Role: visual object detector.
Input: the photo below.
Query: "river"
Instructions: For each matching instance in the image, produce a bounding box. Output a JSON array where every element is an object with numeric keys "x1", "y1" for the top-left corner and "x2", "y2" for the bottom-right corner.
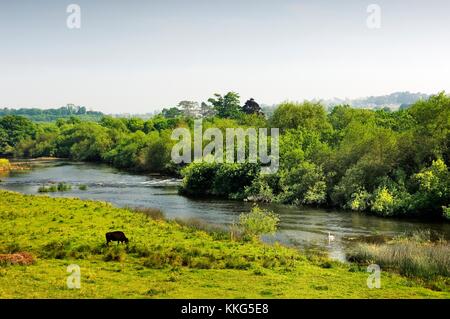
[{"x1": 1, "y1": 159, "x2": 449, "y2": 261}]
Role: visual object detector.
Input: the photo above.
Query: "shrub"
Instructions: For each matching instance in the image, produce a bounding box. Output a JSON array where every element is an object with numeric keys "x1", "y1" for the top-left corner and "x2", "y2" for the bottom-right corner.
[
  {"x1": 143, "y1": 251, "x2": 182, "y2": 269},
  {"x1": 348, "y1": 189, "x2": 371, "y2": 211},
  {"x1": 0, "y1": 252, "x2": 35, "y2": 266},
  {"x1": 38, "y1": 183, "x2": 71, "y2": 193},
  {"x1": 103, "y1": 245, "x2": 126, "y2": 262},
  {"x1": 0, "y1": 158, "x2": 11, "y2": 171},
  {"x1": 212, "y1": 162, "x2": 260, "y2": 199},
  {"x1": 180, "y1": 161, "x2": 220, "y2": 196},
  {"x1": 57, "y1": 182, "x2": 71, "y2": 191},
  {"x1": 370, "y1": 186, "x2": 395, "y2": 216},
  {"x1": 278, "y1": 162, "x2": 327, "y2": 205},
  {"x1": 41, "y1": 240, "x2": 71, "y2": 259},
  {"x1": 239, "y1": 205, "x2": 280, "y2": 239},
  {"x1": 78, "y1": 184, "x2": 88, "y2": 191},
  {"x1": 443, "y1": 206, "x2": 450, "y2": 220},
  {"x1": 244, "y1": 174, "x2": 274, "y2": 203}
]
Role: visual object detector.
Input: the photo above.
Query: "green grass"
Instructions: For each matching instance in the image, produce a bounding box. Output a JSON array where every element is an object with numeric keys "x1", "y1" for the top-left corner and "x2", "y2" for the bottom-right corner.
[{"x1": 0, "y1": 190, "x2": 448, "y2": 298}]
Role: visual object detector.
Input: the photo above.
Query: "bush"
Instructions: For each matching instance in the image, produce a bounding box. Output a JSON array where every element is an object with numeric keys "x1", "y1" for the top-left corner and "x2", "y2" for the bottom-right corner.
[
  {"x1": 0, "y1": 158, "x2": 11, "y2": 171},
  {"x1": 143, "y1": 251, "x2": 182, "y2": 269},
  {"x1": 103, "y1": 245, "x2": 127, "y2": 262},
  {"x1": 244, "y1": 174, "x2": 275, "y2": 203},
  {"x1": 278, "y1": 162, "x2": 327, "y2": 205},
  {"x1": 180, "y1": 161, "x2": 220, "y2": 196},
  {"x1": 348, "y1": 189, "x2": 370, "y2": 211},
  {"x1": 78, "y1": 184, "x2": 88, "y2": 191},
  {"x1": 212, "y1": 162, "x2": 260, "y2": 199},
  {"x1": 38, "y1": 183, "x2": 71, "y2": 193},
  {"x1": 370, "y1": 186, "x2": 395, "y2": 216},
  {"x1": 239, "y1": 205, "x2": 280, "y2": 239},
  {"x1": 57, "y1": 182, "x2": 71, "y2": 191},
  {"x1": 41, "y1": 240, "x2": 71, "y2": 259},
  {"x1": 443, "y1": 206, "x2": 450, "y2": 220},
  {"x1": 0, "y1": 252, "x2": 35, "y2": 266}
]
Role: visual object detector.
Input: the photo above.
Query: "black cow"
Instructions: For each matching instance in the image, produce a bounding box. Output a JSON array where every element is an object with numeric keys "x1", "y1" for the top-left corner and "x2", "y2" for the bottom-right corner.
[{"x1": 106, "y1": 231, "x2": 129, "y2": 245}]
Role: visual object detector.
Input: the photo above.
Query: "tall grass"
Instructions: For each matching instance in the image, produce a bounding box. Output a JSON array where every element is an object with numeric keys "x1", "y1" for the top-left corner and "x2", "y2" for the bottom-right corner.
[
  {"x1": 347, "y1": 230, "x2": 450, "y2": 279},
  {"x1": 130, "y1": 207, "x2": 165, "y2": 220},
  {"x1": 173, "y1": 217, "x2": 231, "y2": 240}
]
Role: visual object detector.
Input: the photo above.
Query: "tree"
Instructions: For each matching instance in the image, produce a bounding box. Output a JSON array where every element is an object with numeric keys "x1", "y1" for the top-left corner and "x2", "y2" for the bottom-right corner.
[
  {"x1": 270, "y1": 101, "x2": 332, "y2": 133},
  {"x1": 207, "y1": 92, "x2": 242, "y2": 119},
  {"x1": 242, "y1": 98, "x2": 263, "y2": 115},
  {"x1": 0, "y1": 115, "x2": 36, "y2": 155},
  {"x1": 161, "y1": 107, "x2": 182, "y2": 119},
  {"x1": 178, "y1": 101, "x2": 199, "y2": 118},
  {"x1": 200, "y1": 102, "x2": 215, "y2": 117}
]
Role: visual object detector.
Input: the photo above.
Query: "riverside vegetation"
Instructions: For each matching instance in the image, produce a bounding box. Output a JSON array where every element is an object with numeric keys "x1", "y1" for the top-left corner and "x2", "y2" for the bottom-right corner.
[
  {"x1": 0, "y1": 190, "x2": 448, "y2": 298},
  {"x1": 0, "y1": 92, "x2": 449, "y2": 219}
]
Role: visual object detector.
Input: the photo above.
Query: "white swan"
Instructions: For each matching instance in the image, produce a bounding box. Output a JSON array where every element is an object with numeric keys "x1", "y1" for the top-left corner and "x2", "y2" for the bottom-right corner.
[{"x1": 328, "y1": 232, "x2": 335, "y2": 242}]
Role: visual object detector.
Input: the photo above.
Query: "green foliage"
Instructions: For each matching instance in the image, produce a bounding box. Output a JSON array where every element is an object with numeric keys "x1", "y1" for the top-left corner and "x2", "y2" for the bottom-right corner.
[
  {"x1": 443, "y1": 206, "x2": 450, "y2": 220},
  {"x1": 370, "y1": 186, "x2": 395, "y2": 216},
  {"x1": 0, "y1": 105, "x2": 103, "y2": 122},
  {"x1": 0, "y1": 158, "x2": 11, "y2": 171},
  {"x1": 270, "y1": 101, "x2": 332, "y2": 133},
  {"x1": 207, "y1": 92, "x2": 242, "y2": 119},
  {"x1": 0, "y1": 115, "x2": 36, "y2": 155},
  {"x1": 239, "y1": 205, "x2": 280, "y2": 239},
  {"x1": 180, "y1": 162, "x2": 260, "y2": 199},
  {"x1": 2, "y1": 91, "x2": 449, "y2": 219},
  {"x1": 212, "y1": 162, "x2": 260, "y2": 198},
  {"x1": 410, "y1": 159, "x2": 450, "y2": 217},
  {"x1": 180, "y1": 161, "x2": 220, "y2": 196},
  {"x1": 38, "y1": 183, "x2": 72, "y2": 193},
  {"x1": 278, "y1": 162, "x2": 327, "y2": 205}
]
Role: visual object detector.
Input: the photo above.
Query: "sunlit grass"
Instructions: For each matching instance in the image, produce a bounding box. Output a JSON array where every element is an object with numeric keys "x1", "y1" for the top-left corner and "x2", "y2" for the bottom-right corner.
[{"x1": 0, "y1": 190, "x2": 448, "y2": 298}]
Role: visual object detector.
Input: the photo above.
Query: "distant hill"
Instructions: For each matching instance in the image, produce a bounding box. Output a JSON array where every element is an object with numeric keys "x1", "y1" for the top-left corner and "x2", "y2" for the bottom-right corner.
[
  {"x1": 0, "y1": 104, "x2": 104, "y2": 122},
  {"x1": 320, "y1": 91, "x2": 430, "y2": 110}
]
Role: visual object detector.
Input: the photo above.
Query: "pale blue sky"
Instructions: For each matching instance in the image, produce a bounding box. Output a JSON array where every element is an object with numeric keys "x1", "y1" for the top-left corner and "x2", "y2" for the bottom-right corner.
[{"x1": 1, "y1": 0, "x2": 449, "y2": 113}]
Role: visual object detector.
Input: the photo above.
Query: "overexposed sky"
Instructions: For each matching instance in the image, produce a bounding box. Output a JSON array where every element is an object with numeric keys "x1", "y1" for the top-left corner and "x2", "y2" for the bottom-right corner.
[{"x1": 1, "y1": 0, "x2": 449, "y2": 113}]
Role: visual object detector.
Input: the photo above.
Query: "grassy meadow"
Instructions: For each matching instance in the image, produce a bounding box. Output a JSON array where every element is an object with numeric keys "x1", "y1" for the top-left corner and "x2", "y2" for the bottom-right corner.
[{"x1": 0, "y1": 190, "x2": 448, "y2": 298}]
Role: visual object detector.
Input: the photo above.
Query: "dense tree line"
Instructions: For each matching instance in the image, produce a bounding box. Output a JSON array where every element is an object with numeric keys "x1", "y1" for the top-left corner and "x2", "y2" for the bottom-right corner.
[
  {"x1": 1, "y1": 92, "x2": 449, "y2": 219},
  {"x1": 0, "y1": 105, "x2": 104, "y2": 122}
]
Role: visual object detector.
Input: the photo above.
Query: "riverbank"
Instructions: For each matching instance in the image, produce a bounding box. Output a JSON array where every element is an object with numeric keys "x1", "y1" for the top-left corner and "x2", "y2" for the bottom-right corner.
[
  {"x1": 0, "y1": 158, "x2": 30, "y2": 173},
  {"x1": 0, "y1": 190, "x2": 448, "y2": 298}
]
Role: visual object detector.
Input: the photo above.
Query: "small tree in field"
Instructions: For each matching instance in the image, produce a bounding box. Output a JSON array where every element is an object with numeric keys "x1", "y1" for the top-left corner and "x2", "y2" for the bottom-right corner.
[{"x1": 239, "y1": 205, "x2": 280, "y2": 240}]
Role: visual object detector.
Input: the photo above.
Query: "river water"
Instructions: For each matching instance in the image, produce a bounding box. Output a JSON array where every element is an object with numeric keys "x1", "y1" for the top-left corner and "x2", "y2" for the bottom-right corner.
[{"x1": 1, "y1": 159, "x2": 449, "y2": 261}]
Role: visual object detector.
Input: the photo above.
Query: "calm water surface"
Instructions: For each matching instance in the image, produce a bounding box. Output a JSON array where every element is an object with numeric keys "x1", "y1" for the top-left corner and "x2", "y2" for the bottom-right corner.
[{"x1": 1, "y1": 160, "x2": 449, "y2": 261}]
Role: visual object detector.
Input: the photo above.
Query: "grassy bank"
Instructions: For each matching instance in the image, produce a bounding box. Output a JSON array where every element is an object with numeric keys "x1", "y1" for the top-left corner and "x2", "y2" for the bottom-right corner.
[
  {"x1": 348, "y1": 231, "x2": 450, "y2": 284},
  {"x1": 0, "y1": 190, "x2": 448, "y2": 298}
]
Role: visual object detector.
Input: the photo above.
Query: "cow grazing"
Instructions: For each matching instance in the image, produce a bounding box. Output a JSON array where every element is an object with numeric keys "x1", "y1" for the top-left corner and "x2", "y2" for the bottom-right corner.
[{"x1": 106, "y1": 231, "x2": 129, "y2": 245}]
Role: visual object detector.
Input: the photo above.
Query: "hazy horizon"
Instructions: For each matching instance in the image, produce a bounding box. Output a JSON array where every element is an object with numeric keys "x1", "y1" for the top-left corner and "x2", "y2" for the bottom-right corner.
[{"x1": 1, "y1": 0, "x2": 449, "y2": 113}]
